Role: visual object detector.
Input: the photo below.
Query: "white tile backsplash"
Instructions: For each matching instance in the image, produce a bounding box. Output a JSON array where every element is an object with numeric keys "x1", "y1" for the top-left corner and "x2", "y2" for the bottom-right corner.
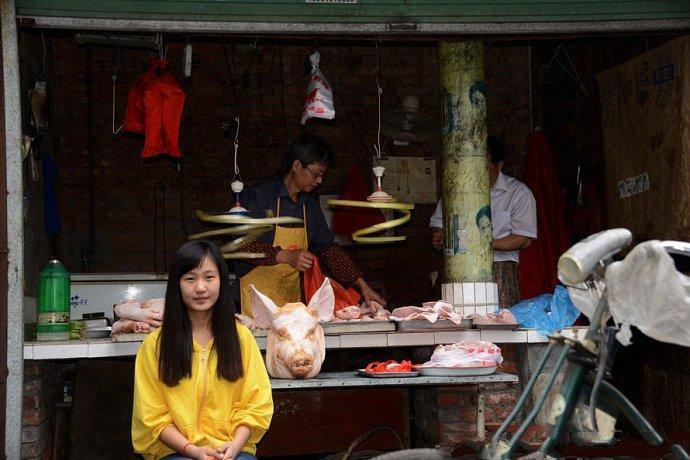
[
  {"x1": 453, "y1": 284, "x2": 463, "y2": 305},
  {"x1": 462, "y1": 283, "x2": 475, "y2": 304},
  {"x1": 475, "y1": 283, "x2": 487, "y2": 304}
]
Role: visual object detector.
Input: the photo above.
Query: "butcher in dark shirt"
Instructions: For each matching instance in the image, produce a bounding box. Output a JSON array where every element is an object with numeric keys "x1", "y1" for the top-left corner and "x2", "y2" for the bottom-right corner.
[{"x1": 235, "y1": 133, "x2": 386, "y2": 315}]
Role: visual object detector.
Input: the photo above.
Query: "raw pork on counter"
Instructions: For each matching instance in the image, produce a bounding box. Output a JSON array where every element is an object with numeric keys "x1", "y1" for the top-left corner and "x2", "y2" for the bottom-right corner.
[
  {"x1": 331, "y1": 300, "x2": 390, "y2": 322},
  {"x1": 390, "y1": 301, "x2": 463, "y2": 325},
  {"x1": 419, "y1": 340, "x2": 503, "y2": 368},
  {"x1": 112, "y1": 298, "x2": 164, "y2": 334},
  {"x1": 469, "y1": 309, "x2": 518, "y2": 326}
]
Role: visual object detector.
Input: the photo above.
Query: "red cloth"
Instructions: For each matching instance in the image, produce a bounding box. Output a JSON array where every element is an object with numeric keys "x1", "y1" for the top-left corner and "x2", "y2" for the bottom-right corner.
[
  {"x1": 331, "y1": 165, "x2": 385, "y2": 237},
  {"x1": 123, "y1": 59, "x2": 185, "y2": 158},
  {"x1": 518, "y1": 131, "x2": 571, "y2": 299}
]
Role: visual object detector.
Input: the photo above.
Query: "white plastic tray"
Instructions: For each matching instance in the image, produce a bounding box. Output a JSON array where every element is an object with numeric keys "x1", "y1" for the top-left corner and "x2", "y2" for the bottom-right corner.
[{"x1": 413, "y1": 365, "x2": 497, "y2": 377}]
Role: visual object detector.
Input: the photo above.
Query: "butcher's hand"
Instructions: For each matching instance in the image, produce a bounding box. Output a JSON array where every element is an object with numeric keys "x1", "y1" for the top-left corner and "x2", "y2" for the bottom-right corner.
[
  {"x1": 355, "y1": 278, "x2": 387, "y2": 309},
  {"x1": 276, "y1": 249, "x2": 314, "y2": 272},
  {"x1": 431, "y1": 227, "x2": 443, "y2": 251},
  {"x1": 186, "y1": 445, "x2": 223, "y2": 460},
  {"x1": 216, "y1": 439, "x2": 244, "y2": 460}
]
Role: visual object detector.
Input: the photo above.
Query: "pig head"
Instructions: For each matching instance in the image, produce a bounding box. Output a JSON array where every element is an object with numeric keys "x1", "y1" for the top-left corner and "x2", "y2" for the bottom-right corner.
[{"x1": 249, "y1": 278, "x2": 334, "y2": 379}]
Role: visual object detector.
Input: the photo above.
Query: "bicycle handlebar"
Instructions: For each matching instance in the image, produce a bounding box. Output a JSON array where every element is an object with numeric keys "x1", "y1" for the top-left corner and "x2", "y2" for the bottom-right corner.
[{"x1": 558, "y1": 228, "x2": 632, "y2": 284}]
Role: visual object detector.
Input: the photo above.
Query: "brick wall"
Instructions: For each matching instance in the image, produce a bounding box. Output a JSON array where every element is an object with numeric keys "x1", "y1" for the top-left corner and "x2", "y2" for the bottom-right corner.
[
  {"x1": 412, "y1": 343, "x2": 523, "y2": 449},
  {"x1": 44, "y1": 35, "x2": 529, "y2": 307},
  {"x1": 22, "y1": 362, "x2": 58, "y2": 459},
  {"x1": 22, "y1": 361, "x2": 74, "y2": 459},
  {"x1": 413, "y1": 382, "x2": 520, "y2": 446}
]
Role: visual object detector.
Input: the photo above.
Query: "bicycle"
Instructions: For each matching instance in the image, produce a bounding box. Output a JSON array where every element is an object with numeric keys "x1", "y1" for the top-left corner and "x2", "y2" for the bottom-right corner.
[{"x1": 483, "y1": 228, "x2": 690, "y2": 459}]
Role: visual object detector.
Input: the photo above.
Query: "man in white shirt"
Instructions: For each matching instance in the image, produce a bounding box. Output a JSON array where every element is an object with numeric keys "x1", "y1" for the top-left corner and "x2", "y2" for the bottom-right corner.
[{"x1": 430, "y1": 136, "x2": 537, "y2": 307}]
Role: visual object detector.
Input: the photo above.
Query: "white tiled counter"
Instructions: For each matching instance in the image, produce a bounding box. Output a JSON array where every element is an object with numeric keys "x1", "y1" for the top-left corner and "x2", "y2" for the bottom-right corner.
[{"x1": 23, "y1": 327, "x2": 587, "y2": 360}]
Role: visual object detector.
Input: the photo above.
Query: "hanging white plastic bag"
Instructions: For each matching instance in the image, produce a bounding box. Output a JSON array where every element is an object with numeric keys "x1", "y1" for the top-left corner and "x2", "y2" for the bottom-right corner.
[
  {"x1": 559, "y1": 274, "x2": 605, "y2": 320},
  {"x1": 301, "y1": 51, "x2": 335, "y2": 125},
  {"x1": 606, "y1": 240, "x2": 690, "y2": 347}
]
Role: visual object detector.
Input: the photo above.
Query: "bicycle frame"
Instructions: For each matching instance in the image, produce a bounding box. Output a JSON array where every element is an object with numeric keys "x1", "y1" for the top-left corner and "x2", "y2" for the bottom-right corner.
[{"x1": 485, "y1": 291, "x2": 686, "y2": 460}]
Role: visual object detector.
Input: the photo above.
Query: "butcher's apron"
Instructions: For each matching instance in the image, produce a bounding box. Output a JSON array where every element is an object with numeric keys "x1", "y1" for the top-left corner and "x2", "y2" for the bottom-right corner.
[{"x1": 240, "y1": 199, "x2": 308, "y2": 317}]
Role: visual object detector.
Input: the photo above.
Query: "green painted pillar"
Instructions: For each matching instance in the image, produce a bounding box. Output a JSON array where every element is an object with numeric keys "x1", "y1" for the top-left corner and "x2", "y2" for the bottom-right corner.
[{"x1": 439, "y1": 41, "x2": 493, "y2": 284}]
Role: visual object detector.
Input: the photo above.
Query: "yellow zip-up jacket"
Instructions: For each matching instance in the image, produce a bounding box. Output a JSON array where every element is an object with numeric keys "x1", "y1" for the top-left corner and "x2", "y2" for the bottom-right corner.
[{"x1": 132, "y1": 324, "x2": 273, "y2": 459}]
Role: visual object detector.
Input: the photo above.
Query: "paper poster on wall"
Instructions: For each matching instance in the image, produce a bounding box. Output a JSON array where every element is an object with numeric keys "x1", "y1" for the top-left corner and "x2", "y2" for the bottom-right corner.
[
  {"x1": 618, "y1": 172, "x2": 650, "y2": 199},
  {"x1": 379, "y1": 156, "x2": 437, "y2": 204}
]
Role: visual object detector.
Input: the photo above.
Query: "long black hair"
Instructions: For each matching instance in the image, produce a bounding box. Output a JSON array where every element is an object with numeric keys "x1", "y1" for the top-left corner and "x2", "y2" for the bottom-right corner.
[
  {"x1": 281, "y1": 133, "x2": 332, "y2": 175},
  {"x1": 158, "y1": 240, "x2": 244, "y2": 386}
]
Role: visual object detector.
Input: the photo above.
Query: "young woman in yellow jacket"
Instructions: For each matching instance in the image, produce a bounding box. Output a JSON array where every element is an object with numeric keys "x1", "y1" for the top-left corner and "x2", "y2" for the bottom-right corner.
[{"x1": 132, "y1": 240, "x2": 273, "y2": 460}]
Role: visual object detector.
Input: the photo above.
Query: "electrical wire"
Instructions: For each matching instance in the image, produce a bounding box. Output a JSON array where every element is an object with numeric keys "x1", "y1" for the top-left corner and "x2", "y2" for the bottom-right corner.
[
  {"x1": 153, "y1": 182, "x2": 167, "y2": 272},
  {"x1": 221, "y1": 37, "x2": 240, "y2": 107},
  {"x1": 528, "y1": 44, "x2": 533, "y2": 132},
  {"x1": 374, "y1": 37, "x2": 383, "y2": 165},
  {"x1": 111, "y1": 37, "x2": 123, "y2": 135},
  {"x1": 178, "y1": 161, "x2": 190, "y2": 239},
  {"x1": 232, "y1": 116, "x2": 241, "y2": 181},
  {"x1": 34, "y1": 30, "x2": 47, "y2": 83},
  {"x1": 317, "y1": 55, "x2": 371, "y2": 156},
  {"x1": 278, "y1": 45, "x2": 289, "y2": 146}
]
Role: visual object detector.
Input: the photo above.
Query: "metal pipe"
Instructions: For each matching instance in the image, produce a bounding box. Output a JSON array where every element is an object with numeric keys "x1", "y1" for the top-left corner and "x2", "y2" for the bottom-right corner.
[
  {"x1": 438, "y1": 41, "x2": 492, "y2": 284},
  {"x1": 82, "y1": 46, "x2": 96, "y2": 272},
  {"x1": 538, "y1": 295, "x2": 607, "y2": 457},
  {"x1": 17, "y1": 16, "x2": 690, "y2": 35},
  {"x1": 504, "y1": 344, "x2": 571, "y2": 459},
  {"x1": 2, "y1": 0, "x2": 25, "y2": 456}
]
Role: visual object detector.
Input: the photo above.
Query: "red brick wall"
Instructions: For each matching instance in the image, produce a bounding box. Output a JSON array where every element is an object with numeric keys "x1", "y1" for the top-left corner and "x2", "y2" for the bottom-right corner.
[
  {"x1": 413, "y1": 382, "x2": 520, "y2": 447},
  {"x1": 411, "y1": 344, "x2": 552, "y2": 451},
  {"x1": 46, "y1": 36, "x2": 530, "y2": 306},
  {"x1": 21, "y1": 362, "x2": 59, "y2": 459}
]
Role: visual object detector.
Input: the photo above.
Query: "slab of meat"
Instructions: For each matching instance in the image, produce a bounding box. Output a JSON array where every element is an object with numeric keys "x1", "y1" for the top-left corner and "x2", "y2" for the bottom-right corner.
[
  {"x1": 470, "y1": 309, "x2": 518, "y2": 326},
  {"x1": 112, "y1": 319, "x2": 151, "y2": 334},
  {"x1": 142, "y1": 298, "x2": 164, "y2": 311},
  {"x1": 373, "y1": 309, "x2": 391, "y2": 320},
  {"x1": 419, "y1": 340, "x2": 503, "y2": 368},
  {"x1": 114, "y1": 298, "x2": 164, "y2": 327},
  {"x1": 335, "y1": 305, "x2": 361, "y2": 320},
  {"x1": 390, "y1": 301, "x2": 463, "y2": 324}
]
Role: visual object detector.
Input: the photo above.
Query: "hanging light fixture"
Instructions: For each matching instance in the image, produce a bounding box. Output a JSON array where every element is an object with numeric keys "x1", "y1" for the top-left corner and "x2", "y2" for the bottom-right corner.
[{"x1": 228, "y1": 116, "x2": 249, "y2": 215}]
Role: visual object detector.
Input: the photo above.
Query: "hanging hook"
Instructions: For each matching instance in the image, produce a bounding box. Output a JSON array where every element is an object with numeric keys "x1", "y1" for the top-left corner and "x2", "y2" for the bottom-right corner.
[{"x1": 155, "y1": 33, "x2": 164, "y2": 60}]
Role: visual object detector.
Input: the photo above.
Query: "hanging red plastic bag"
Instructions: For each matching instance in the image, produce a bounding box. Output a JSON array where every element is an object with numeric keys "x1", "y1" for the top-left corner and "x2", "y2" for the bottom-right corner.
[
  {"x1": 123, "y1": 58, "x2": 185, "y2": 158},
  {"x1": 301, "y1": 51, "x2": 335, "y2": 125},
  {"x1": 304, "y1": 257, "x2": 360, "y2": 314},
  {"x1": 123, "y1": 59, "x2": 158, "y2": 135},
  {"x1": 142, "y1": 69, "x2": 185, "y2": 158}
]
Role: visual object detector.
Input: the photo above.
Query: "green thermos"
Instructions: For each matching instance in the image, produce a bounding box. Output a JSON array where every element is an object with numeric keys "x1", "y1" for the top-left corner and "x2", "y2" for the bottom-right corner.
[{"x1": 37, "y1": 259, "x2": 70, "y2": 341}]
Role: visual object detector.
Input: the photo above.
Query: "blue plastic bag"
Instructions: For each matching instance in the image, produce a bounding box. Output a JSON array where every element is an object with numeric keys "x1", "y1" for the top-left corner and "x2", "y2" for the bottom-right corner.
[{"x1": 508, "y1": 285, "x2": 580, "y2": 334}]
